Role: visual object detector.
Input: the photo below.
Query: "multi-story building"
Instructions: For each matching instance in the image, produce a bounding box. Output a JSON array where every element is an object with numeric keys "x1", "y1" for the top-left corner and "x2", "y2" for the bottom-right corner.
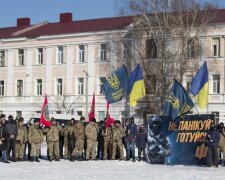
[
  {"x1": 1, "y1": 11, "x2": 225, "y2": 124},
  {"x1": 0, "y1": 13, "x2": 134, "y2": 123}
]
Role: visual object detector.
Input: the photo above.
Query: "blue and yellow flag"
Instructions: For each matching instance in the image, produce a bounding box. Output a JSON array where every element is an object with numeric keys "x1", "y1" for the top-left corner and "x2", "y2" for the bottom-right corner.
[
  {"x1": 164, "y1": 80, "x2": 194, "y2": 122},
  {"x1": 190, "y1": 61, "x2": 208, "y2": 109},
  {"x1": 102, "y1": 64, "x2": 128, "y2": 103},
  {"x1": 128, "y1": 64, "x2": 146, "y2": 107}
]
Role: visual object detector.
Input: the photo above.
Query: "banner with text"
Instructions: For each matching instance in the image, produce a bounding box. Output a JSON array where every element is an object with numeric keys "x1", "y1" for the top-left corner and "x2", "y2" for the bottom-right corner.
[{"x1": 147, "y1": 114, "x2": 214, "y2": 165}]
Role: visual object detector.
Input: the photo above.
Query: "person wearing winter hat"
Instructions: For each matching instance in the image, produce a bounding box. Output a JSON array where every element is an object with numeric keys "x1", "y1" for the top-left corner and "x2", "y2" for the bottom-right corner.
[
  {"x1": 136, "y1": 124, "x2": 147, "y2": 161},
  {"x1": 85, "y1": 118, "x2": 99, "y2": 160},
  {"x1": 125, "y1": 117, "x2": 138, "y2": 162},
  {"x1": 43, "y1": 117, "x2": 63, "y2": 161},
  {"x1": 2, "y1": 115, "x2": 18, "y2": 162},
  {"x1": 28, "y1": 118, "x2": 43, "y2": 162},
  {"x1": 111, "y1": 120, "x2": 125, "y2": 160},
  {"x1": 15, "y1": 117, "x2": 27, "y2": 161}
]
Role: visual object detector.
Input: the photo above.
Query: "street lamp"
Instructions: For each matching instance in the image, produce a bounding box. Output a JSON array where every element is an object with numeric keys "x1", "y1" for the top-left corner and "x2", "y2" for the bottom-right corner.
[{"x1": 83, "y1": 70, "x2": 88, "y2": 121}]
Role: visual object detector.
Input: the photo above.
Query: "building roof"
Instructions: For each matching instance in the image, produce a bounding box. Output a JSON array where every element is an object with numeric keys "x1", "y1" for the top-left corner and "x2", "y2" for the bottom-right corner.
[
  {"x1": 0, "y1": 16, "x2": 133, "y2": 39},
  {"x1": 1, "y1": 9, "x2": 225, "y2": 40}
]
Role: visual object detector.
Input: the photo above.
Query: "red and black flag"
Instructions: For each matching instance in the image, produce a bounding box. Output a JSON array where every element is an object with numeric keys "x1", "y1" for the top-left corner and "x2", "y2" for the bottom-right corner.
[
  {"x1": 40, "y1": 94, "x2": 51, "y2": 127},
  {"x1": 105, "y1": 101, "x2": 115, "y2": 127},
  {"x1": 88, "y1": 92, "x2": 95, "y2": 122}
]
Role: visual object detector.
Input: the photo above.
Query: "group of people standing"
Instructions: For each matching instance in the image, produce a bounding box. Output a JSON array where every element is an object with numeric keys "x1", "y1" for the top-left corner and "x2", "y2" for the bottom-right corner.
[{"x1": 0, "y1": 114, "x2": 147, "y2": 163}]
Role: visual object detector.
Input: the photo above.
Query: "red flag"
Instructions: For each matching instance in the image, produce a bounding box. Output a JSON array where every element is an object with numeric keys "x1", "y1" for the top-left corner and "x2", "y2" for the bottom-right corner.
[
  {"x1": 40, "y1": 94, "x2": 51, "y2": 127},
  {"x1": 88, "y1": 92, "x2": 95, "y2": 121},
  {"x1": 105, "y1": 101, "x2": 115, "y2": 127}
]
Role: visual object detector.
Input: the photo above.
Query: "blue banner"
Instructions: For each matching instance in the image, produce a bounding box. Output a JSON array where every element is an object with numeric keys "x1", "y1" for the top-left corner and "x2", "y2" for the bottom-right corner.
[
  {"x1": 102, "y1": 64, "x2": 128, "y2": 103},
  {"x1": 147, "y1": 114, "x2": 214, "y2": 165}
]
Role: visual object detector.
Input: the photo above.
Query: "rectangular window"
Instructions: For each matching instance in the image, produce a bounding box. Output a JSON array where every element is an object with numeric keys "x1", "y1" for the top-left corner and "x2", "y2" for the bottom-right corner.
[
  {"x1": 146, "y1": 39, "x2": 157, "y2": 58},
  {"x1": 212, "y1": 74, "x2": 220, "y2": 94},
  {"x1": 186, "y1": 75, "x2": 193, "y2": 91},
  {"x1": 78, "y1": 45, "x2": 85, "y2": 63},
  {"x1": 187, "y1": 39, "x2": 194, "y2": 58},
  {"x1": 57, "y1": 46, "x2": 64, "y2": 64},
  {"x1": 98, "y1": 111, "x2": 105, "y2": 121},
  {"x1": 99, "y1": 77, "x2": 106, "y2": 94},
  {"x1": 77, "y1": 78, "x2": 84, "y2": 95},
  {"x1": 0, "y1": 51, "x2": 5, "y2": 67},
  {"x1": 18, "y1": 49, "x2": 24, "y2": 66},
  {"x1": 123, "y1": 41, "x2": 132, "y2": 60},
  {"x1": 100, "y1": 44, "x2": 107, "y2": 61},
  {"x1": 211, "y1": 111, "x2": 219, "y2": 124},
  {"x1": 37, "y1": 48, "x2": 43, "y2": 64},
  {"x1": 56, "y1": 78, "x2": 63, "y2": 95},
  {"x1": 16, "y1": 111, "x2": 22, "y2": 118},
  {"x1": 212, "y1": 38, "x2": 220, "y2": 57},
  {"x1": 17, "y1": 80, "x2": 23, "y2": 96},
  {"x1": 36, "y1": 79, "x2": 42, "y2": 96},
  {"x1": 0, "y1": 80, "x2": 4, "y2": 96},
  {"x1": 145, "y1": 75, "x2": 156, "y2": 94}
]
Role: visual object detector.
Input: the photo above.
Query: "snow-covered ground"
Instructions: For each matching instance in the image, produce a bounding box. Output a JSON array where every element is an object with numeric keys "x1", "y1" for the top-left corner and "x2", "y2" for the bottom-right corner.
[
  {"x1": 0, "y1": 159, "x2": 223, "y2": 180},
  {"x1": 0, "y1": 160, "x2": 225, "y2": 180},
  {"x1": 0, "y1": 143, "x2": 223, "y2": 180}
]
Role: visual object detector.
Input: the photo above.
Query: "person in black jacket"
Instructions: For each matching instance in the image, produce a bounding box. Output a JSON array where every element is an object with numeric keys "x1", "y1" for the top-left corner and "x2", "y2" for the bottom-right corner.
[
  {"x1": 2, "y1": 115, "x2": 18, "y2": 162},
  {"x1": 206, "y1": 124, "x2": 220, "y2": 167},
  {"x1": 136, "y1": 124, "x2": 147, "y2": 161}
]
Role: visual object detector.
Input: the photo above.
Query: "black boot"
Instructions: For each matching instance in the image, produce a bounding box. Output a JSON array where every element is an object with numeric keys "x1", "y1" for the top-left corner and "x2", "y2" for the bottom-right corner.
[
  {"x1": 35, "y1": 157, "x2": 40, "y2": 162},
  {"x1": 78, "y1": 156, "x2": 83, "y2": 161},
  {"x1": 29, "y1": 156, "x2": 34, "y2": 162},
  {"x1": 70, "y1": 156, "x2": 75, "y2": 161}
]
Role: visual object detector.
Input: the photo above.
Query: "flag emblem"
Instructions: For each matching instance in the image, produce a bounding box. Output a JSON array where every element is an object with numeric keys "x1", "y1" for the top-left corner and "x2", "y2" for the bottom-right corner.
[{"x1": 108, "y1": 73, "x2": 120, "y2": 89}]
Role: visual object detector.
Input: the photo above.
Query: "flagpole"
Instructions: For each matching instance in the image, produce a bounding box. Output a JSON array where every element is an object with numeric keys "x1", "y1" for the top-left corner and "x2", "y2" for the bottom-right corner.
[
  {"x1": 194, "y1": 104, "x2": 200, "y2": 115},
  {"x1": 84, "y1": 70, "x2": 89, "y2": 121}
]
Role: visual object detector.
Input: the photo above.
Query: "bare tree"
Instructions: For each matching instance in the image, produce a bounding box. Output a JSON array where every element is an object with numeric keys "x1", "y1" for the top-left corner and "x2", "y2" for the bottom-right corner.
[
  {"x1": 114, "y1": 0, "x2": 217, "y2": 115},
  {"x1": 49, "y1": 95, "x2": 84, "y2": 114}
]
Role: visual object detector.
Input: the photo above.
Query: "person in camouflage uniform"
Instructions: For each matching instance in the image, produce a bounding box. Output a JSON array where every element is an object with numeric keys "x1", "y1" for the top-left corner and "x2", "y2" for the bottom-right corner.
[
  {"x1": 63, "y1": 121, "x2": 71, "y2": 159},
  {"x1": 15, "y1": 117, "x2": 27, "y2": 161},
  {"x1": 85, "y1": 118, "x2": 99, "y2": 160},
  {"x1": 43, "y1": 118, "x2": 62, "y2": 161},
  {"x1": 111, "y1": 120, "x2": 125, "y2": 160},
  {"x1": 68, "y1": 118, "x2": 76, "y2": 158},
  {"x1": 102, "y1": 125, "x2": 113, "y2": 160},
  {"x1": 28, "y1": 119, "x2": 43, "y2": 162},
  {"x1": 71, "y1": 121, "x2": 85, "y2": 161}
]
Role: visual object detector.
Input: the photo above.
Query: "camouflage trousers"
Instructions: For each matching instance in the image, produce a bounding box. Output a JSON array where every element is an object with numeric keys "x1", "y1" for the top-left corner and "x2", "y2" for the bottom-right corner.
[
  {"x1": 72, "y1": 139, "x2": 84, "y2": 156},
  {"x1": 64, "y1": 140, "x2": 69, "y2": 159},
  {"x1": 86, "y1": 139, "x2": 97, "y2": 160},
  {"x1": 30, "y1": 143, "x2": 41, "y2": 157},
  {"x1": 103, "y1": 140, "x2": 112, "y2": 160},
  {"x1": 112, "y1": 140, "x2": 124, "y2": 160},
  {"x1": 48, "y1": 141, "x2": 59, "y2": 159},
  {"x1": 15, "y1": 142, "x2": 25, "y2": 159},
  {"x1": 218, "y1": 146, "x2": 225, "y2": 158}
]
